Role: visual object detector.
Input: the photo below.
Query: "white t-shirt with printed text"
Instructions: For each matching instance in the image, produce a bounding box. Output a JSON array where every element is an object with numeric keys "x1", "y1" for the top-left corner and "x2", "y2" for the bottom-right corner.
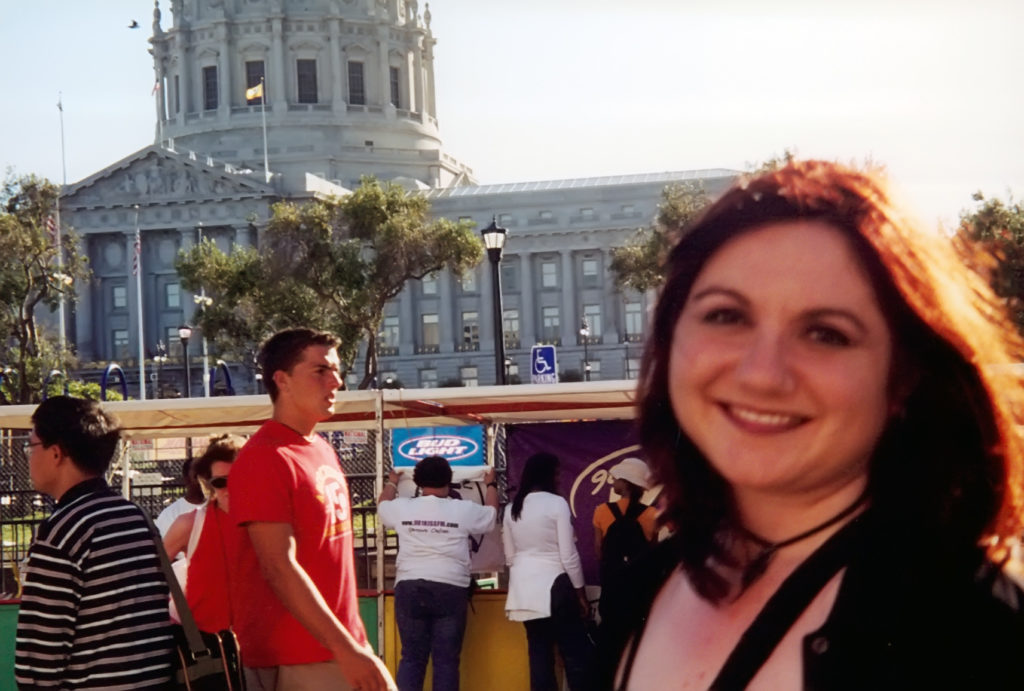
[{"x1": 378, "y1": 495, "x2": 497, "y2": 587}]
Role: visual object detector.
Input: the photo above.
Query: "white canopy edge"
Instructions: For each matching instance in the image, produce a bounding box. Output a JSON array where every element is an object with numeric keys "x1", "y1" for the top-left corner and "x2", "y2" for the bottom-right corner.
[{"x1": 0, "y1": 380, "x2": 639, "y2": 439}]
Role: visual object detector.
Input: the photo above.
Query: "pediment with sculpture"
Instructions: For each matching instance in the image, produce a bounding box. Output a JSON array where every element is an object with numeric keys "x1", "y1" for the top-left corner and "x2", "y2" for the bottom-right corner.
[{"x1": 63, "y1": 146, "x2": 273, "y2": 211}]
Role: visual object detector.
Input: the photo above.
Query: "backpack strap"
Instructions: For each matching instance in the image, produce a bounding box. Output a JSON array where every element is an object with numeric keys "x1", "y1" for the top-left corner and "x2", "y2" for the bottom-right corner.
[
  {"x1": 624, "y1": 501, "x2": 648, "y2": 521},
  {"x1": 608, "y1": 501, "x2": 623, "y2": 520}
]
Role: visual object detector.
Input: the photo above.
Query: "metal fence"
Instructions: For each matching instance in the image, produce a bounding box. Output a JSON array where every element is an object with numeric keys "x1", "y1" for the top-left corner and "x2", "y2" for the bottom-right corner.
[{"x1": 0, "y1": 425, "x2": 507, "y2": 597}]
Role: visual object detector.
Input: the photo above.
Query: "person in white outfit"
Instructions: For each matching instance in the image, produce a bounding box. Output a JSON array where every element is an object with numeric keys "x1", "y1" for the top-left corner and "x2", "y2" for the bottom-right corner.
[
  {"x1": 378, "y1": 456, "x2": 498, "y2": 691},
  {"x1": 503, "y1": 452, "x2": 593, "y2": 690}
]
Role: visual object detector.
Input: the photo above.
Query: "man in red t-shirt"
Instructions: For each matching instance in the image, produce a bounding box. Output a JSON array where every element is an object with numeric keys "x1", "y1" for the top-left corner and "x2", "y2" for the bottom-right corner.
[{"x1": 230, "y1": 328, "x2": 395, "y2": 691}]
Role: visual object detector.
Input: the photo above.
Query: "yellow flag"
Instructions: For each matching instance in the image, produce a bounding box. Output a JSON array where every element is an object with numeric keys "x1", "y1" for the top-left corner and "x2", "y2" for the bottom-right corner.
[{"x1": 245, "y1": 83, "x2": 263, "y2": 100}]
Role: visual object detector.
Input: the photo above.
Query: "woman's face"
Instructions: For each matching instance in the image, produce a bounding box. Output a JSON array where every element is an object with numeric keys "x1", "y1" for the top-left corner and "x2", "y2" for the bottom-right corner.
[
  {"x1": 207, "y1": 460, "x2": 233, "y2": 513},
  {"x1": 667, "y1": 220, "x2": 894, "y2": 503}
]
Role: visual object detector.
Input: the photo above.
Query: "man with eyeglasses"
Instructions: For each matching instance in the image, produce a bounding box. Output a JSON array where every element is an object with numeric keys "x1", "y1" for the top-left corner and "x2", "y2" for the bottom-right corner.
[
  {"x1": 229, "y1": 328, "x2": 395, "y2": 691},
  {"x1": 15, "y1": 396, "x2": 174, "y2": 689}
]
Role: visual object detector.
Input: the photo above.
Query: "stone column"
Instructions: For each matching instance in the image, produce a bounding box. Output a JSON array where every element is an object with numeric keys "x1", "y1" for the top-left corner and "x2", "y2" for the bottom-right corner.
[
  {"x1": 176, "y1": 31, "x2": 191, "y2": 115},
  {"x1": 560, "y1": 251, "x2": 576, "y2": 346},
  {"x1": 399, "y1": 283, "x2": 414, "y2": 355},
  {"x1": 412, "y1": 38, "x2": 425, "y2": 114},
  {"x1": 217, "y1": 22, "x2": 231, "y2": 118},
  {"x1": 179, "y1": 227, "x2": 196, "y2": 326},
  {"x1": 376, "y1": 27, "x2": 390, "y2": 108},
  {"x1": 74, "y1": 234, "x2": 95, "y2": 360},
  {"x1": 270, "y1": 16, "x2": 286, "y2": 113},
  {"x1": 438, "y1": 270, "x2": 454, "y2": 352},
  {"x1": 329, "y1": 18, "x2": 344, "y2": 109},
  {"x1": 519, "y1": 254, "x2": 535, "y2": 346}
]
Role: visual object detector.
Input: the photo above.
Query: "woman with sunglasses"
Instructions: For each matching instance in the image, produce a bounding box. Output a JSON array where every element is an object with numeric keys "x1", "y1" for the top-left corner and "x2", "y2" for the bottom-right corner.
[{"x1": 163, "y1": 434, "x2": 245, "y2": 634}]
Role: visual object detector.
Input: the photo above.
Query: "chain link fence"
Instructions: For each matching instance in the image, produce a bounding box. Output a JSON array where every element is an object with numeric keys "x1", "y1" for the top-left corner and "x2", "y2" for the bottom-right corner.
[{"x1": 0, "y1": 425, "x2": 507, "y2": 596}]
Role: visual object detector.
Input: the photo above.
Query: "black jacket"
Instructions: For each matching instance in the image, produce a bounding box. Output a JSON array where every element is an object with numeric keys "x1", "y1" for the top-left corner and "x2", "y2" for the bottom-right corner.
[{"x1": 598, "y1": 512, "x2": 1024, "y2": 690}]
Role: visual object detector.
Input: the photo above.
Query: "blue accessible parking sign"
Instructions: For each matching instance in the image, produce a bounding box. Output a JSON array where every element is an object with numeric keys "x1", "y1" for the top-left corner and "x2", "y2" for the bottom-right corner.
[{"x1": 531, "y1": 344, "x2": 558, "y2": 384}]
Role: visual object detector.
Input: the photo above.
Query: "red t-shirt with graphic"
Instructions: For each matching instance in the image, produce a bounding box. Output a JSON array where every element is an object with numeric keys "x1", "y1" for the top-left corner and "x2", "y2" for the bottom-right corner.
[{"x1": 229, "y1": 420, "x2": 368, "y2": 667}]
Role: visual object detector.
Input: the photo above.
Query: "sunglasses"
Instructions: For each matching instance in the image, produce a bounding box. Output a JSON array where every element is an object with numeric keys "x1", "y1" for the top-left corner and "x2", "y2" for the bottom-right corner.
[{"x1": 208, "y1": 476, "x2": 228, "y2": 490}]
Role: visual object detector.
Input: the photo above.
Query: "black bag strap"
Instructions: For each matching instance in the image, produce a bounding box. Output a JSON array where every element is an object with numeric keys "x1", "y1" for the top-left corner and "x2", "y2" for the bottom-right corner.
[
  {"x1": 708, "y1": 513, "x2": 868, "y2": 690},
  {"x1": 624, "y1": 501, "x2": 648, "y2": 521},
  {"x1": 141, "y1": 509, "x2": 213, "y2": 662},
  {"x1": 608, "y1": 501, "x2": 623, "y2": 520}
]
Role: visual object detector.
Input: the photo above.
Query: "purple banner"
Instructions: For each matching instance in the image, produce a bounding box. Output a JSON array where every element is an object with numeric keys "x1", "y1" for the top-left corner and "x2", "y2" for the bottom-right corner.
[{"x1": 506, "y1": 421, "x2": 648, "y2": 584}]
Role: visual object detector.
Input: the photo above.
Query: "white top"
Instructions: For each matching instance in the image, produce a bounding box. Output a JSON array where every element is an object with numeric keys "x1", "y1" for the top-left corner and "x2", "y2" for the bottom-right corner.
[
  {"x1": 502, "y1": 492, "x2": 586, "y2": 621},
  {"x1": 378, "y1": 495, "x2": 497, "y2": 588},
  {"x1": 154, "y1": 496, "x2": 202, "y2": 536}
]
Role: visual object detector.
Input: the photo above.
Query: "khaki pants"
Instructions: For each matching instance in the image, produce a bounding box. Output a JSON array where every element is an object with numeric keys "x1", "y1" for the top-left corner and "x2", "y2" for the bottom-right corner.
[{"x1": 244, "y1": 661, "x2": 355, "y2": 691}]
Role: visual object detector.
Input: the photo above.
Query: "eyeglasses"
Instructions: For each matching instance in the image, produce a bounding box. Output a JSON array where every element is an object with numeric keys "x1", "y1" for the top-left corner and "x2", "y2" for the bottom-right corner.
[
  {"x1": 22, "y1": 440, "x2": 43, "y2": 455},
  {"x1": 208, "y1": 476, "x2": 228, "y2": 490}
]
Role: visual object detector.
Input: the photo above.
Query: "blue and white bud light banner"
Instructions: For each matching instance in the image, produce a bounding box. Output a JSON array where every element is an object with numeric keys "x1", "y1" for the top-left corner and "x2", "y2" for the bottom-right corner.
[{"x1": 391, "y1": 425, "x2": 485, "y2": 467}]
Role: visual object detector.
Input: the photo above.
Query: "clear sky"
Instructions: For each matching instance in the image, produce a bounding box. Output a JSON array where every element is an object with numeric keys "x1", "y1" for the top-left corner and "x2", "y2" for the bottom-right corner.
[{"x1": 2, "y1": 0, "x2": 1021, "y2": 229}]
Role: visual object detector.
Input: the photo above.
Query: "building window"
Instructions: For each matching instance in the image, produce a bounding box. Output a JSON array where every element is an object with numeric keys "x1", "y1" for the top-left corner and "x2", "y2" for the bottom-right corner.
[
  {"x1": 621, "y1": 204, "x2": 635, "y2": 216},
  {"x1": 585, "y1": 359, "x2": 601, "y2": 381},
  {"x1": 166, "y1": 326, "x2": 181, "y2": 347},
  {"x1": 503, "y1": 308, "x2": 520, "y2": 348},
  {"x1": 245, "y1": 60, "x2": 265, "y2": 104},
  {"x1": 421, "y1": 313, "x2": 439, "y2": 347},
  {"x1": 165, "y1": 283, "x2": 180, "y2": 309},
  {"x1": 542, "y1": 306, "x2": 560, "y2": 343},
  {"x1": 582, "y1": 258, "x2": 599, "y2": 288},
  {"x1": 498, "y1": 213, "x2": 513, "y2": 226},
  {"x1": 389, "y1": 66, "x2": 401, "y2": 107},
  {"x1": 626, "y1": 357, "x2": 642, "y2": 380},
  {"x1": 539, "y1": 210, "x2": 553, "y2": 221},
  {"x1": 625, "y1": 301, "x2": 643, "y2": 338},
  {"x1": 112, "y1": 285, "x2": 127, "y2": 310},
  {"x1": 297, "y1": 59, "x2": 318, "y2": 104},
  {"x1": 421, "y1": 274, "x2": 438, "y2": 296},
  {"x1": 500, "y1": 260, "x2": 518, "y2": 292},
  {"x1": 460, "y1": 366, "x2": 479, "y2": 387},
  {"x1": 113, "y1": 329, "x2": 130, "y2": 359},
  {"x1": 420, "y1": 368, "x2": 437, "y2": 388},
  {"x1": 541, "y1": 260, "x2": 557, "y2": 289},
  {"x1": 580, "y1": 207, "x2": 595, "y2": 220},
  {"x1": 460, "y1": 270, "x2": 477, "y2": 293},
  {"x1": 348, "y1": 61, "x2": 365, "y2": 105},
  {"x1": 202, "y1": 65, "x2": 218, "y2": 110},
  {"x1": 381, "y1": 315, "x2": 400, "y2": 348},
  {"x1": 583, "y1": 304, "x2": 602, "y2": 340},
  {"x1": 174, "y1": 74, "x2": 180, "y2": 113},
  {"x1": 460, "y1": 311, "x2": 479, "y2": 349}
]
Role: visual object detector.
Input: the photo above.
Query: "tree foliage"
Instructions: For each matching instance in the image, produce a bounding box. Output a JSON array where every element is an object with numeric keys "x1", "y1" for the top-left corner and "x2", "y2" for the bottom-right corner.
[
  {"x1": 177, "y1": 177, "x2": 483, "y2": 388},
  {"x1": 0, "y1": 173, "x2": 90, "y2": 404},
  {"x1": 955, "y1": 191, "x2": 1024, "y2": 333},
  {"x1": 608, "y1": 181, "x2": 711, "y2": 293}
]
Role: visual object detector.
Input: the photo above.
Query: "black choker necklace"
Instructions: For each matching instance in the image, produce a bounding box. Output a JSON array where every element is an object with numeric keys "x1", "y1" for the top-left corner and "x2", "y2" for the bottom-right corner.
[{"x1": 735, "y1": 490, "x2": 869, "y2": 590}]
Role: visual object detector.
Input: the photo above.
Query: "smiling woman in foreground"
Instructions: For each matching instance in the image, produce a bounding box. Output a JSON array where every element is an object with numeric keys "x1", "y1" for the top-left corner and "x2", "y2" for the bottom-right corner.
[{"x1": 603, "y1": 160, "x2": 1024, "y2": 690}]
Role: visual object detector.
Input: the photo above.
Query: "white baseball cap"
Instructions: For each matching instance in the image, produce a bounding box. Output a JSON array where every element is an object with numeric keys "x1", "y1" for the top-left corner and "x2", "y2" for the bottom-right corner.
[{"x1": 609, "y1": 457, "x2": 651, "y2": 490}]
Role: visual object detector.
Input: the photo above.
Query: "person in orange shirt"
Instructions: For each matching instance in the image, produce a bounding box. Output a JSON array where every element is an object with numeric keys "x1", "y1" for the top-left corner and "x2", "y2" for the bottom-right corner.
[{"x1": 592, "y1": 457, "x2": 657, "y2": 637}]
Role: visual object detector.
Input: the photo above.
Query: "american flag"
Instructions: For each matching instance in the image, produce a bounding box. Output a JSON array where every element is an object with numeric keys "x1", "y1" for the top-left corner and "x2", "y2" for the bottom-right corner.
[
  {"x1": 45, "y1": 215, "x2": 57, "y2": 244},
  {"x1": 132, "y1": 228, "x2": 141, "y2": 276}
]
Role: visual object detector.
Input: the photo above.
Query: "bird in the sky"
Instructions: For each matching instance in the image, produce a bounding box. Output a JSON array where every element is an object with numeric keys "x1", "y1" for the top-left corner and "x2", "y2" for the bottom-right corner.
[{"x1": 128, "y1": 20, "x2": 139, "y2": 29}]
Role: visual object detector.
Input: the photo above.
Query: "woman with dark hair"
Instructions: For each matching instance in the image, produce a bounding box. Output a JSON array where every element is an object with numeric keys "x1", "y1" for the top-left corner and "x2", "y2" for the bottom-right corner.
[
  {"x1": 503, "y1": 452, "x2": 593, "y2": 690},
  {"x1": 604, "y1": 160, "x2": 1024, "y2": 690},
  {"x1": 163, "y1": 434, "x2": 245, "y2": 634}
]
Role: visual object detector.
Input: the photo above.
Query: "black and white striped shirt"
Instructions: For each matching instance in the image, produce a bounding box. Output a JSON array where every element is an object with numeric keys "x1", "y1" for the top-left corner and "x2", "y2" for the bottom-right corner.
[{"x1": 15, "y1": 478, "x2": 175, "y2": 689}]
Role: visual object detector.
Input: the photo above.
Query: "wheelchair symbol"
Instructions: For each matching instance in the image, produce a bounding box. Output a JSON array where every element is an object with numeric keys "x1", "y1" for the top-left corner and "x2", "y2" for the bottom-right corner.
[{"x1": 534, "y1": 352, "x2": 553, "y2": 374}]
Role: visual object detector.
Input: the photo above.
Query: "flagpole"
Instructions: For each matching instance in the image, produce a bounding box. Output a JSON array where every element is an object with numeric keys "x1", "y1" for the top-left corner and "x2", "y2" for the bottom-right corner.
[
  {"x1": 260, "y1": 77, "x2": 270, "y2": 183},
  {"x1": 195, "y1": 223, "x2": 211, "y2": 397},
  {"x1": 134, "y1": 205, "x2": 147, "y2": 400},
  {"x1": 55, "y1": 94, "x2": 67, "y2": 355}
]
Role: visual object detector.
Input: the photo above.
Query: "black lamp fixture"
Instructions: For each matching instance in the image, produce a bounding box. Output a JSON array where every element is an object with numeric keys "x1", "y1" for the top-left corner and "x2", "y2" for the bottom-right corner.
[
  {"x1": 481, "y1": 216, "x2": 508, "y2": 385},
  {"x1": 178, "y1": 325, "x2": 193, "y2": 399},
  {"x1": 579, "y1": 317, "x2": 591, "y2": 382}
]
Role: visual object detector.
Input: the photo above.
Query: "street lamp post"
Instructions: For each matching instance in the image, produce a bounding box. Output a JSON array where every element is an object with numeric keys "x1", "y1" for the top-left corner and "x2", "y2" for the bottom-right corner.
[
  {"x1": 482, "y1": 216, "x2": 508, "y2": 385},
  {"x1": 153, "y1": 340, "x2": 168, "y2": 399},
  {"x1": 579, "y1": 317, "x2": 591, "y2": 381},
  {"x1": 178, "y1": 325, "x2": 193, "y2": 399}
]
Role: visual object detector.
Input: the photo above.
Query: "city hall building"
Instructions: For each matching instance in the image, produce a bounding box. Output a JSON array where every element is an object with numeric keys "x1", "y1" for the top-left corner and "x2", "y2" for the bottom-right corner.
[{"x1": 60, "y1": 0, "x2": 736, "y2": 393}]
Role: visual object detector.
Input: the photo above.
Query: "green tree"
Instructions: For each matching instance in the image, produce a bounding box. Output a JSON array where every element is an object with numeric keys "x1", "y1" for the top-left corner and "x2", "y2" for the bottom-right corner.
[
  {"x1": 177, "y1": 177, "x2": 483, "y2": 388},
  {"x1": 956, "y1": 191, "x2": 1024, "y2": 333},
  {"x1": 0, "y1": 173, "x2": 90, "y2": 404},
  {"x1": 609, "y1": 180, "x2": 711, "y2": 293}
]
